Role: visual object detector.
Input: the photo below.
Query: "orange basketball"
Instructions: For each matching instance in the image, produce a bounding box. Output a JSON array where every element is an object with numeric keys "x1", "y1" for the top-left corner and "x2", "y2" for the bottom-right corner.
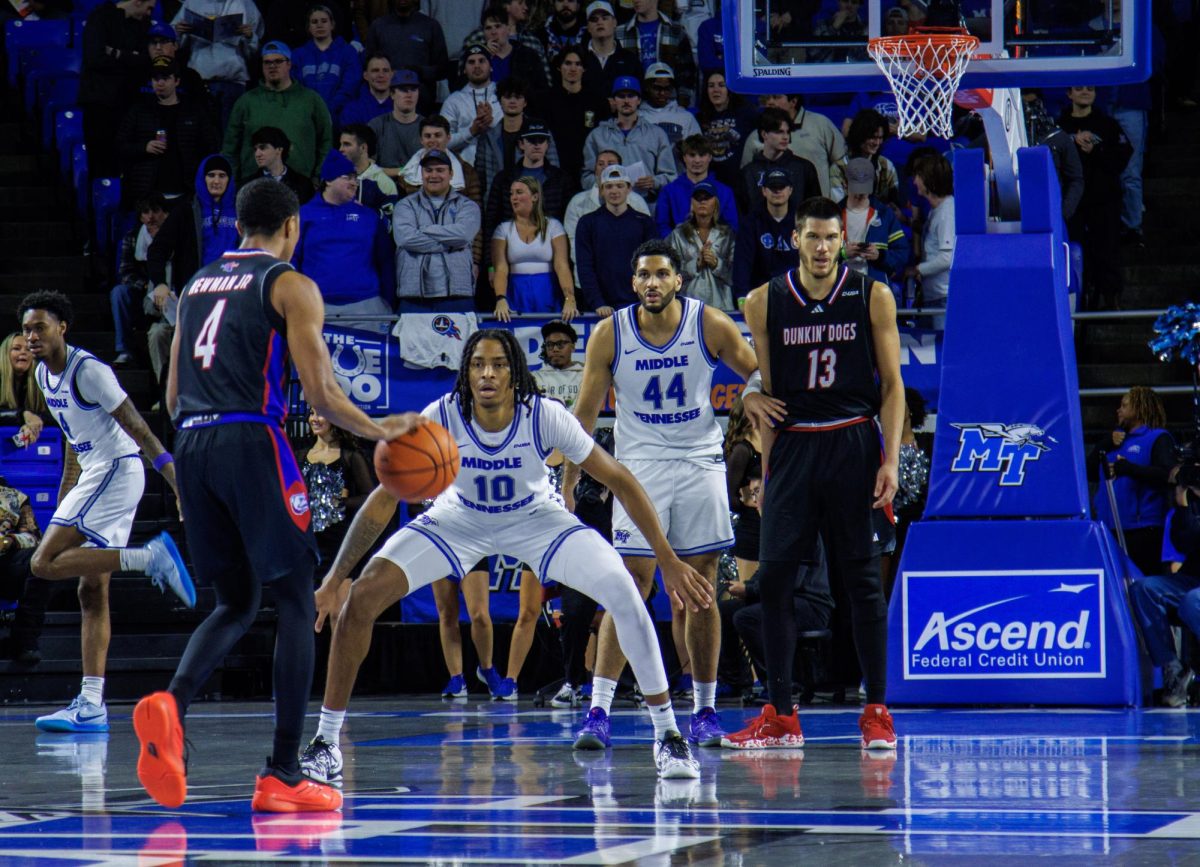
[{"x1": 374, "y1": 421, "x2": 460, "y2": 502}]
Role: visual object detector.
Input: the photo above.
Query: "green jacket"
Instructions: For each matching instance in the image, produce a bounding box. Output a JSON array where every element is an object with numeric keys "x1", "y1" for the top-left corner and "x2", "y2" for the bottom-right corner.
[{"x1": 223, "y1": 80, "x2": 333, "y2": 183}]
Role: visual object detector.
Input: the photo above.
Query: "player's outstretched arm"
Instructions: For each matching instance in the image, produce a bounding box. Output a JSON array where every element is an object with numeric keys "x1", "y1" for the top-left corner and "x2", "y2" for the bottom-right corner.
[
  {"x1": 275, "y1": 270, "x2": 423, "y2": 443},
  {"x1": 561, "y1": 317, "x2": 616, "y2": 511},
  {"x1": 579, "y1": 445, "x2": 712, "y2": 612},
  {"x1": 703, "y1": 302, "x2": 785, "y2": 429},
  {"x1": 870, "y1": 280, "x2": 905, "y2": 507},
  {"x1": 111, "y1": 398, "x2": 179, "y2": 496},
  {"x1": 315, "y1": 484, "x2": 400, "y2": 632}
]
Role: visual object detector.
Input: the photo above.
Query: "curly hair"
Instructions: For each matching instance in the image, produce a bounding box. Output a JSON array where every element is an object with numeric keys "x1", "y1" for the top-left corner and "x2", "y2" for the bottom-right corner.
[
  {"x1": 1125, "y1": 386, "x2": 1166, "y2": 430},
  {"x1": 454, "y1": 329, "x2": 541, "y2": 424},
  {"x1": 17, "y1": 289, "x2": 73, "y2": 325},
  {"x1": 723, "y1": 396, "x2": 756, "y2": 460}
]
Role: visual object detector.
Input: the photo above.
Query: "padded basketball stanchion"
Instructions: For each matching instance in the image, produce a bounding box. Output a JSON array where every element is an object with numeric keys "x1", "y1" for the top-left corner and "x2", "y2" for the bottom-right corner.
[{"x1": 885, "y1": 147, "x2": 1144, "y2": 706}]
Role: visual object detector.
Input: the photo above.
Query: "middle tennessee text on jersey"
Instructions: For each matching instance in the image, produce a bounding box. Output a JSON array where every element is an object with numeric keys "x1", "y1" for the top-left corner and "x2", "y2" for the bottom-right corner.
[{"x1": 611, "y1": 297, "x2": 724, "y2": 461}]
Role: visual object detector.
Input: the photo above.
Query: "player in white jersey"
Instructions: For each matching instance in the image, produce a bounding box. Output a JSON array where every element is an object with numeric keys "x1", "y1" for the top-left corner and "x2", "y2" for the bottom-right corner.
[
  {"x1": 18, "y1": 291, "x2": 195, "y2": 734},
  {"x1": 563, "y1": 239, "x2": 781, "y2": 749},
  {"x1": 299, "y1": 330, "x2": 714, "y2": 786}
]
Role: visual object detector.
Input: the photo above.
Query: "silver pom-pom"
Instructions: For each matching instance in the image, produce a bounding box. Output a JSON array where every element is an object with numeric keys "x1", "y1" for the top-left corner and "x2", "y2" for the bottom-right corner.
[
  {"x1": 894, "y1": 443, "x2": 929, "y2": 512},
  {"x1": 304, "y1": 462, "x2": 347, "y2": 533}
]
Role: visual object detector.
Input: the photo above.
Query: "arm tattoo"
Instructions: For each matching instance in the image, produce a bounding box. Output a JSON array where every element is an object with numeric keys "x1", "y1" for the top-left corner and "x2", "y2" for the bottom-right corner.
[
  {"x1": 111, "y1": 398, "x2": 168, "y2": 460},
  {"x1": 329, "y1": 514, "x2": 388, "y2": 582}
]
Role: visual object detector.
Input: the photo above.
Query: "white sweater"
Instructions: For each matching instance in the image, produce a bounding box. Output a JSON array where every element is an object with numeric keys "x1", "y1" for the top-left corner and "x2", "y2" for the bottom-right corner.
[{"x1": 917, "y1": 196, "x2": 955, "y2": 303}]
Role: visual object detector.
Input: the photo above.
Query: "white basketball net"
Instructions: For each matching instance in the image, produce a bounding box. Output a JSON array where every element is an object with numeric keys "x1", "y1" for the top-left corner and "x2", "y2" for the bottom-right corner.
[{"x1": 868, "y1": 32, "x2": 980, "y2": 139}]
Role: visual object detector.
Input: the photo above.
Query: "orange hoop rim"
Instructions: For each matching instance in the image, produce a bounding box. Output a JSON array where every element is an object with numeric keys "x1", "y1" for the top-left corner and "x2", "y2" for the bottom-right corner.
[{"x1": 867, "y1": 27, "x2": 981, "y2": 68}]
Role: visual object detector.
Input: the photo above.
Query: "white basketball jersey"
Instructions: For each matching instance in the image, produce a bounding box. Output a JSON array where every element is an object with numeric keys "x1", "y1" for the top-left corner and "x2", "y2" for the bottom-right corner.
[
  {"x1": 424, "y1": 393, "x2": 594, "y2": 516},
  {"x1": 36, "y1": 347, "x2": 138, "y2": 470},
  {"x1": 611, "y1": 297, "x2": 723, "y2": 460}
]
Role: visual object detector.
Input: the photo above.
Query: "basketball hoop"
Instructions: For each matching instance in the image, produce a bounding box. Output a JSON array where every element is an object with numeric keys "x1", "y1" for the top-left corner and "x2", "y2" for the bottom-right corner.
[{"x1": 868, "y1": 27, "x2": 980, "y2": 140}]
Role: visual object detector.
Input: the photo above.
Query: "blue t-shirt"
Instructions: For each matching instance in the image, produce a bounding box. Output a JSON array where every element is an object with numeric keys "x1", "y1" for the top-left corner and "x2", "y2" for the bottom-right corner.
[
  {"x1": 491, "y1": 53, "x2": 513, "y2": 84},
  {"x1": 637, "y1": 20, "x2": 659, "y2": 69}
]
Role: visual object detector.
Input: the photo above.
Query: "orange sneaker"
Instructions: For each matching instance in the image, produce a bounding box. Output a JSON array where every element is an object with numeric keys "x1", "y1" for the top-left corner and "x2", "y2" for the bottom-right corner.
[
  {"x1": 720, "y1": 704, "x2": 805, "y2": 750},
  {"x1": 133, "y1": 691, "x2": 187, "y2": 808},
  {"x1": 138, "y1": 820, "x2": 187, "y2": 867},
  {"x1": 251, "y1": 767, "x2": 343, "y2": 813},
  {"x1": 859, "y1": 703, "x2": 897, "y2": 750}
]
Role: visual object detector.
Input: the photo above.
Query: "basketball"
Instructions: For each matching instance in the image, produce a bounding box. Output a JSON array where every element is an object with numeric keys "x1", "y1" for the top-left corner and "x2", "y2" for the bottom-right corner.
[{"x1": 373, "y1": 421, "x2": 460, "y2": 502}]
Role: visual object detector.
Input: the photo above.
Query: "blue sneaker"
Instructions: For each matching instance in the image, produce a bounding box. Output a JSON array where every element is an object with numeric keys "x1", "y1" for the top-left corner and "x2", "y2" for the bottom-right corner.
[
  {"x1": 492, "y1": 677, "x2": 518, "y2": 701},
  {"x1": 689, "y1": 707, "x2": 725, "y2": 747},
  {"x1": 578, "y1": 682, "x2": 592, "y2": 700},
  {"x1": 146, "y1": 532, "x2": 196, "y2": 608},
  {"x1": 573, "y1": 707, "x2": 612, "y2": 750},
  {"x1": 476, "y1": 666, "x2": 503, "y2": 698},
  {"x1": 35, "y1": 695, "x2": 109, "y2": 733},
  {"x1": 442, "y1": 674, "x2": 467, "y2": 698}
]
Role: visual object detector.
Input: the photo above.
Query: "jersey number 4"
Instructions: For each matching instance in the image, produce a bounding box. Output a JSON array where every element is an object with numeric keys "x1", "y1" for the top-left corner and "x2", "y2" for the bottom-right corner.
[
  {"x1": 806, "y1": 348, "x2": 837, "y2": 389},
  {"x1": 642, "y1": 372, "x2": 687, "y2": 410},
  {"x1": 193, "y1": 299, "x2": 227, "y2": 370}
]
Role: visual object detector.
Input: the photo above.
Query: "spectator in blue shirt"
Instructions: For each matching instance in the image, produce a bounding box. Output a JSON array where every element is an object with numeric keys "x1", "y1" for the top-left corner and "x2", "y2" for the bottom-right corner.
[
  {"x1": 339, "y1": 54, "x2": 394, "y2": 128},
  {"x1": 292, "y1": 4, "x2": 362, "y2": 121},
  {"x1": 294, "y1": 151, "x2": 396, "y2": 333},
  {"x1": 575, "y1": 164, "x2": 658, "y2": 315},
  {"x1": 655, "y1": 134, "x2": 738, "y2": 236}
]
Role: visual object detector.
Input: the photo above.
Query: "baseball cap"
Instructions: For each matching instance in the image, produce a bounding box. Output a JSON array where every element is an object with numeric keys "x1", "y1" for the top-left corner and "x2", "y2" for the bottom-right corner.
[
  {"x1": 611, "y1": 75, "x2": 641, "y2": 96},
  {"x1": 541, "y1": 320, "x2": 578, "y2": 343},
  {"x1": 761, "y1": 168, "x2": 792, "y2": 189},
  {"x1": 644, "y1": 62, "x2": 675, "y2": 80},
  {"x1": 390, "y1": 69, "x2": 420, "y2": 89},
  {"x1": 520, "y1": 121, "x2": 550, "y2": 141},
  {"x1": 846, "y1": 157, "x2": 876, "y2": 195},
  {"x1": 600, "y1": 164, "x2": 630, "y2": 185},
  {"x1": 691, "y1": 180, "x2": 717, "y2": 199},
  {"x1": 420, "y1": 149, "x2": 453, "y2": 168},
  {"x1": 148, "y1": 22, "x2": 177, "y2": 42},
  {"x1": 150, "y1": 57, "x2": 180, "y2": 79},
  {"x1": 262, "y1": 41, "x2": 291, "y2": 61},
  {"x1": 586, "y1": 1, "x2": 615, "y2": 18}
]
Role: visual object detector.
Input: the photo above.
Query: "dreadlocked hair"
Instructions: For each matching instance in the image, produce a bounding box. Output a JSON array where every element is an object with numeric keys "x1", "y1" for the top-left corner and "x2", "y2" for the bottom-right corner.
[
  {"x1": 1125, "y1": 386, "x2": 1166, "y2": 430},
  {"x1": 454, "y1": 328, "x2": 541, "y2": 425}
]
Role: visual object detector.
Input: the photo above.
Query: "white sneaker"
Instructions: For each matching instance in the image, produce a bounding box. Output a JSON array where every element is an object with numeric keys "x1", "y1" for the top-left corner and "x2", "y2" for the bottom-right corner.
[
  {"x1": 300, "y1": 736, "x2": 344, "y2": 788},
  {"x1": 550, "y1": 683, "x2": 577, "y2": 708},
  {"x1": 35, "y1": 695, "x2": 109, "y2": 733},
  {"x1": 654, "y1": 731, "x2": 700, "y2": 779},
  {"x1": 145, "y1": 532, "x2": 196, "y2": 608}
]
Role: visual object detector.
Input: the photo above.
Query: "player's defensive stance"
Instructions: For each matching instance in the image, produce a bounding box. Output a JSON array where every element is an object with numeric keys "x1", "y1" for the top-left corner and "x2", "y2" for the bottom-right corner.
[
  {"x1": 300, "y1": 330, "x2": 714, "y2": 786},
  {"x1": 19, "y1": 290, "x2": 194, "y2": 734}
]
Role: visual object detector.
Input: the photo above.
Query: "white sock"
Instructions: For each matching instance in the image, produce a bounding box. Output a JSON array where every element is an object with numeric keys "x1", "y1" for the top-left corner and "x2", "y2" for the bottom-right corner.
[
  {"x1": 119, "y1": 547, "x2": 152, "y2": 573},
  {"x1": 80, "y1": 676, "x2": 104, "y2": 706},
  {"x1": 316, "y1": 706, "x2": 346, "y2": 746},
  {"x1": 694, "y1": 681, "x2": 716, "y2": 714},
  {"x1": 648, "y1": 701, "x2": 678, "y2": 741},
  {"x1": 590, "y1": 676, "x2": 618, "y2": 714}
]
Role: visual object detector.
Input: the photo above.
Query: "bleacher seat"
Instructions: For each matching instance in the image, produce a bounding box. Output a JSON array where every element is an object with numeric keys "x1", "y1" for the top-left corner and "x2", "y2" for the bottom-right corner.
[
  {"x1": 55, "y1": 110, "x2": 84, "y2": 180},
  {"x1": 20, "y1": 49, "x2": 80, "y2": 110},
  {"x1": 93, "y1": 177, "x2": 121, "y2": 256},
  {"x1": 71, "y1": 142, "x2": 89, "y2": 218},
  {"x1": 33, "y1": 73, "x2": 80, "y2": 148},
  {"x1": 5, "y1": 19, "x2": 71, "y2": 89},
  {"x1": 0, "y1": 426, "x2": 64, "y2": 533}
]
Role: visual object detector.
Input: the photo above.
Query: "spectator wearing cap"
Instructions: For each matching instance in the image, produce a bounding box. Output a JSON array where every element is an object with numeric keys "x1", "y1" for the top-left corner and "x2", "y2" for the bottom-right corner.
[
  {"x1": 79, "y1": 0, "x2": 155, "y2": 177},
  {"x1": 484, "y1": 121, "x2": 576, "y2": 254},
  {"x1": 667, "y1": 180, "x2": 735, "y2": 311},
  {"x1": 397, "y1": 116, "x2": 483, "y2": 211},
  {"x1": 473, "y1": 78, "x2": 561, "y2": 211},
  {"x1": 740, "y1": 95, "x2": 845, "y2": 199},
  {"x1": 733, "y1": 167, "x2": 796, "y2": 298},
  {"x1": 147, "y1": 23, "x2": 212, "y2": 114},
  {"x1": 369, "y1": 69, "x2": 425, "y2": 179},
  {"x1": 884, "y1": 6, "x2": 910, "y2": 36},
  {"x1": 839, "y1": 157, "x2": 910, "y2": 293},
  {"x1": 148, "y1": 155, "x2": 240, "y2": 333},
  {"x1": 574, "y1": 164, "x2": 658, "y2": 315},
  {"x1": 534, "y1": 320, "x2": 584, "y2": 406},
  {"x1": 338, "y1": 124, "x2": 401, "y2": 214},
  {"x1": 540, "y1": 0, "x2": 588, "y2": 59},
  {"x1": 440, "y1": 46, "x2": 502, "y2": 167},
  {"x1": 581, "y1": 75, "x2": 676, "y2": 199},
  {"x1": 364, "y1": 0, "x2": 449, "y2": 116},
  {"x1": 491, "y1": 176, "x2": 578, "y2": 320},
  {"x1": 740, "y1": 107, "x2": 821, "y2": 213},
  {"x1": 292, "y1": 4, "x2": 362, "y2": 121},
  {"x1": 224, "y1": 41, "x2": 334, "y2": 183},
  {"x1": 171, "y1": 0, "x2": 263, "y2": 129},
  {"x1": 581, "y1": 1, "x2": 642, "y2": 100},
  {"x1": 617, "y1": 0, "x2": 697, "y2": 107},
  {"x1": 392, "y1": 149, "x2": 483, "y2": 312},
  {"x1": 116, "y1": 57, "x2": 218, "y2": 210},
  {"x1": 654, "y1": 133, "x2": 736, "y2": 236},
  {"x1": 110, "y1": 194, "x2": 169, "y2": 368},
  {"x1": 461, "y1": 4, "x2": 551, "y2": 93},
  {"x1": 247, "y1": 127, "x2": 315, "y2": 204},
  {"x1": 295, "y1": 151, "x2": 397, "y2": 332},
  {"x1": 639, "y1": 62, "x2": 701, "y2": 150},
  {"x1": 542, "y1": 45, "x2": 610, "y2": 185},
  {"x1": 564, "y1": 148, "x2": 652, "y2": 281},
  {"x1": 340, "y1": 54, "x2": 396, "y2": 128}
]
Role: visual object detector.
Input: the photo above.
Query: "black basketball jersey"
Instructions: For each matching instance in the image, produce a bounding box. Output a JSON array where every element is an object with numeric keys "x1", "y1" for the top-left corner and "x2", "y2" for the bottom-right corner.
[
  {"x1": 766, "y1": 265, "x2": 880, "y2": 426},
  {"x1": 175, "y1": 250, "x2": 293, "y2": 426}
]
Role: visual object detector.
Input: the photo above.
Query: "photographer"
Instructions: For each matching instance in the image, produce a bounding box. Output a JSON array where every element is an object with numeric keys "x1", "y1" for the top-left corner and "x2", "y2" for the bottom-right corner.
[{"x1": 1130, "y1": 472, "x2": 1200, "y2": 707}]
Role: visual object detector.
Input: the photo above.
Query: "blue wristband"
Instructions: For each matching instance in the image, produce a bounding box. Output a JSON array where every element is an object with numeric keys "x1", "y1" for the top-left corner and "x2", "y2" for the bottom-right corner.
[{"x1": 152, "y1": 452, "x2": 174, "y2": 472}]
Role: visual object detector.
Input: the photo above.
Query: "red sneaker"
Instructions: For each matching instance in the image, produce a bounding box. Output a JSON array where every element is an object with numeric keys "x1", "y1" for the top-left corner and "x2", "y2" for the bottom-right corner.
[
  {"x1": 859, "y1": 703, "x2": 897, "y2": 750},
  {"x1": 251, "y1": 767, "x2": 343, "y2": 813},
  {"x1": 133, "y1": 691, "x2": 187, "y2": 808},
  {"x1": 720, "y1": 704, "x2": 805, "y2": 750}
]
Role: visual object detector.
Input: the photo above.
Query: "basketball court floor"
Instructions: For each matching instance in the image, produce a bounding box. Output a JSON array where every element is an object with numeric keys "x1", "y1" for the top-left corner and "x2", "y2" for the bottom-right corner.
[{"x1": 2, "y1": 697, "x2": 1200, "y2": 863}]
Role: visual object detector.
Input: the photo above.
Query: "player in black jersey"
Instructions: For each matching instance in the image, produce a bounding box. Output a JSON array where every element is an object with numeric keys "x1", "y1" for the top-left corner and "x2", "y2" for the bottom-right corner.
[
  {"x1": 725, "y1": 196, "x2": 905, "y2": 752},
  {"x1": 132, "y1": 179, "x2": 422, "y2": 813}
]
